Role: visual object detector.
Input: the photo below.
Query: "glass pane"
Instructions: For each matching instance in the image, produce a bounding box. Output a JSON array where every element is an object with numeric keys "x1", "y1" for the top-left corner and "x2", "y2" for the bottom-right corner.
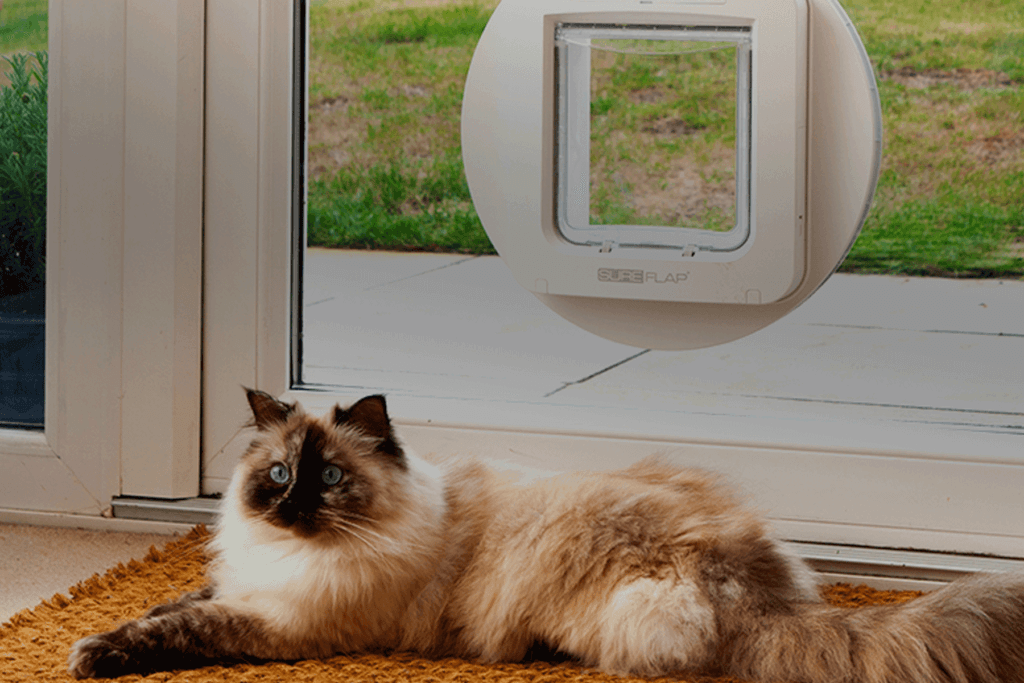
[
  {"x1": 299, "y1": 1, "x2": 646, "y2": 407},
  {"x1": 555, "y1": 24, "x2": 751, "y2": 252},
  {"x1": 297, "y1": 2, "x2": 1023, "y2": 447},
  {"x1": 0, "y1": 4, "x2": 48, "y2": 429}
]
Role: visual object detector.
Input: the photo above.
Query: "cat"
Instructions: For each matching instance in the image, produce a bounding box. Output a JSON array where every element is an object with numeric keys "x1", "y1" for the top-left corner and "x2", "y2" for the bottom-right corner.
[{"x1": 69, "y1": 388, "x2": 1024, "y2": 682}]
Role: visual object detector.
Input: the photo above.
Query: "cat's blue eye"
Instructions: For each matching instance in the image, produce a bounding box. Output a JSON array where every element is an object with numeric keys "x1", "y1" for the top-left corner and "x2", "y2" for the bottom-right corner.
[
  {"x1": 269, "y1": 463, "x2": 290, "y2": 485},
  {"x1": 322, "y1": 465, "x2": 343, "y2": 486}
]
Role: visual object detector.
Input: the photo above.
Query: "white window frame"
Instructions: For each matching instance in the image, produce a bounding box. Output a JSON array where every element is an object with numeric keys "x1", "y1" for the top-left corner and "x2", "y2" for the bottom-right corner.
[{"x1": 0, "y1": 0, "x2": 203, "y2": 528}]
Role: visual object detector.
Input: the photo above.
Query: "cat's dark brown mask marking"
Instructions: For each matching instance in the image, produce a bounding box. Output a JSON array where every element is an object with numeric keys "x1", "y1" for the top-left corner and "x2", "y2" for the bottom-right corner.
[{"x1": 241, "y1": 389, "x2": 406, "y2": 539}]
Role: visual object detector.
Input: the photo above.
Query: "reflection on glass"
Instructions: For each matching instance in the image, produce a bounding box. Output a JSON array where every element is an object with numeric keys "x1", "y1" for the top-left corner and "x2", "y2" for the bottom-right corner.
[
  {"x1": 0, "y1": 47, "x2": 47, "y2": 429},
  {"x1": 296, "y1": 4, "x2": 1024, "y2": 459}
]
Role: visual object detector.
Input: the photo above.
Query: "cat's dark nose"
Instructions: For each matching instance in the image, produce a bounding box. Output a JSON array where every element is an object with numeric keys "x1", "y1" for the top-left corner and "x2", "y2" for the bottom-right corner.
[
  {"x1": 275, "y1": 493, "x2": 324, "y2": 538},
  {"x1": 278, "y1": 494, "x2": 312, "y2": 523}
]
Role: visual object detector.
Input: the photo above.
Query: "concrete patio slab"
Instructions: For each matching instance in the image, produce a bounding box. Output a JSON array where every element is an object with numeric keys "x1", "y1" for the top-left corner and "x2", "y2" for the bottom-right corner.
[
  {"x1": 303, "y1": 252, "x2": 640, "y2": 400},
  {"x1": 551, "y1": 325, "x2": 1023, "y2": 430},
  {"x1": 785, "y1": 273, "x2": 1024, "y2": 336},
  {"x1": 300, "y1": 249, "x2": 1023, "y2": 449}
]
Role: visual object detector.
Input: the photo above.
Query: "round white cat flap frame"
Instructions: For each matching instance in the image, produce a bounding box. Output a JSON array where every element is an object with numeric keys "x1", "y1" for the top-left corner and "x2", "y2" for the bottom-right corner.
[{"x1": 462, "y1": 0, "x2": 882, "y2": 350}]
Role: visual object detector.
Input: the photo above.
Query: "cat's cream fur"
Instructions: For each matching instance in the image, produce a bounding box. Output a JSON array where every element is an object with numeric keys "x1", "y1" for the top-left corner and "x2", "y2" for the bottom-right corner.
[{"x1": 70, "y1": 390, "x2": 1024, "y2": 682}]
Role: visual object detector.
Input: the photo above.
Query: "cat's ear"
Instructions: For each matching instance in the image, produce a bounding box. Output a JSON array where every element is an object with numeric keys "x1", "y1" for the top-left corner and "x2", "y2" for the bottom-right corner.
[
  {"x1": 333, "y1": 395, "x2": 390, "y2": 440},
  {"x1": 333, "y1": 395, "x2": 403, "y2": 460},
  {"x1": 245, "y1": 388, "x2": 297, "y2": 430}
]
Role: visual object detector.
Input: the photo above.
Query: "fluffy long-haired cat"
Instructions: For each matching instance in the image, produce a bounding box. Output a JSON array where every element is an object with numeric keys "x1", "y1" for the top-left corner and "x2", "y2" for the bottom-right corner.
[{"x1": 70, "y1": 389, "x2": 1024, "y2": 681}]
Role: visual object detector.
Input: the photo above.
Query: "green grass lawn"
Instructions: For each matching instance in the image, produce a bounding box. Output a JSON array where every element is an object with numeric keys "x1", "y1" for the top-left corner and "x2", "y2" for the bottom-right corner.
[
  {"x1": 4, "y1": 0, "x2": 1021, "y2": 276},
  {"x1": 841, "y1": 0, "x2": 1024, "y2": 275},
  {"x1": 0, "y1": 0, "x2": 47, "y2": 55},
  {"x1": 0, "y1": 0, "x2": 47, "y2": 91},
  {"x1": 306, "y1": 2, "x2": 494, "y2": 253},
  {"x1": 307, "y1": 0, "x2": 1024, "y2": 277}
]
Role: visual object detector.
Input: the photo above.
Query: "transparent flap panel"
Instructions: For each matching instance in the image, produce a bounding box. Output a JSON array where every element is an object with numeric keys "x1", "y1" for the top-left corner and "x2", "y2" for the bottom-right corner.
[{"x1": 555, "y1": 24, "x2": 752, "y2": 253}]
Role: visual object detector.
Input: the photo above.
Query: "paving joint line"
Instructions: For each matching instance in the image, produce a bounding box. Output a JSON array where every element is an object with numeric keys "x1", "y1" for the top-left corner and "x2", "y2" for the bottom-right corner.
[
  {"x1": 543, "y1": 350, "x2": 650, "y2": 398},
  {"x1": 303, "y1": 256, "x2": 480, "y2": 307},
  {"x1": 808, "y1": 323, "x2": 1024, "y2": 338},
  {"x1": 364, "y1": 256, "x2": 480, "y2": 291}
]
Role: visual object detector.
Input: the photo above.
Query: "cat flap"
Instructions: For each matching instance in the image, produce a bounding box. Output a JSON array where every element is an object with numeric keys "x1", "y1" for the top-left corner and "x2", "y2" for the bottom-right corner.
[{"x1": 461, "y1": 0, "x2": 881, "y2": 350}]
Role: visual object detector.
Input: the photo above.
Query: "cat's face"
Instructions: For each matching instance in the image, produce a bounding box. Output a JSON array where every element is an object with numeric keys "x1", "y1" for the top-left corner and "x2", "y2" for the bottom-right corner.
[{"x1": 236, "y1": 389, "x2": 409, "y2": 541}]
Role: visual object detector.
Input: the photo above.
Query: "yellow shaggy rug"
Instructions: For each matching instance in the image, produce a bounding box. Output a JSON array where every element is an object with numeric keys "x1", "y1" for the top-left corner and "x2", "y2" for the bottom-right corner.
[{"x1": 1, "y1": 526, "x2": 923, "y2": 683}]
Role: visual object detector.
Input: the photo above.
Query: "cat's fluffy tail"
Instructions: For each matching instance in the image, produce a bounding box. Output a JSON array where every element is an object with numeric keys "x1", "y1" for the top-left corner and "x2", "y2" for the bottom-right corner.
[{"x1": 727, "y1": 572, "x2": 1024, "y2": 683}]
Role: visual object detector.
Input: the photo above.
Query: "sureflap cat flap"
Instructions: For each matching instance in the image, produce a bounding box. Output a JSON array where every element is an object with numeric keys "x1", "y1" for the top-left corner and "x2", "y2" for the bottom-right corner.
[{"x1": 462, "y1": 0, "x2": 882, "y2": 350}]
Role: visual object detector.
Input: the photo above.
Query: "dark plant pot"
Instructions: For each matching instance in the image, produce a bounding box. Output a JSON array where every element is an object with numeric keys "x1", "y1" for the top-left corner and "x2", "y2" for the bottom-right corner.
[{"x1": 0, "y1": 303, "x2": 44, "y2": 428}]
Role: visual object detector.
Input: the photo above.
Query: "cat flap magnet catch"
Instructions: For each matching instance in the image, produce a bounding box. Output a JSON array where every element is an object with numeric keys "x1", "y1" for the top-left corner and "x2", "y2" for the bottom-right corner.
[{"x1": 462, "y1": 0, "x2": 881, "y2": 350}]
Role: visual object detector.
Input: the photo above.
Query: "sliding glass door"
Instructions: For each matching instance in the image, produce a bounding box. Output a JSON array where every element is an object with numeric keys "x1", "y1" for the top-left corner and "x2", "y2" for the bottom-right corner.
[{"x1": 200, "y1": 0, "x2": 1024, "y2": 563}]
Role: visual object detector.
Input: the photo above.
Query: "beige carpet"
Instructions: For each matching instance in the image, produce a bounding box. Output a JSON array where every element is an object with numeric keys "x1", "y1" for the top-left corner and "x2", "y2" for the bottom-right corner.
[{"x1": 1, "y1": 526, "x2": 923, "y2": 682}]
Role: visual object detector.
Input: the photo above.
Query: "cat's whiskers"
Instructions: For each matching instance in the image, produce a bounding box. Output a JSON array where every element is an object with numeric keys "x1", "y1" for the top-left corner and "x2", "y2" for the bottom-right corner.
[
  {"x1": 338, "y1": 510, "x2": 380, "y2": 526},
  {"x1": 340, "y1": 512, "x2": 435, "y2": 554},
  {"x1": 329, "y1": 517, "x2": 389, "y2": 558},
  {"x1": 327, "y1": 513, "x2": 432, "y2": 559}
]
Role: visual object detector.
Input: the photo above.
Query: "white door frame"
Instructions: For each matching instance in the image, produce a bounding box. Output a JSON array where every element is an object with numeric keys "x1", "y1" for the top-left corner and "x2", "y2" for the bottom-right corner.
[
  {"x1": 0, "y1": 0, "x2": 203, "y2": 527},
  {"x1": 201, "y1": 0, "x2": 295, "y2": 485}
]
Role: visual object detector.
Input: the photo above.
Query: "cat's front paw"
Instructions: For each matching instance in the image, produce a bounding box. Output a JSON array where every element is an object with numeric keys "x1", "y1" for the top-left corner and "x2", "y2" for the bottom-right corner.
[{"x1": 68, "y1": 632, "x2": 133, "y2": 680}]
